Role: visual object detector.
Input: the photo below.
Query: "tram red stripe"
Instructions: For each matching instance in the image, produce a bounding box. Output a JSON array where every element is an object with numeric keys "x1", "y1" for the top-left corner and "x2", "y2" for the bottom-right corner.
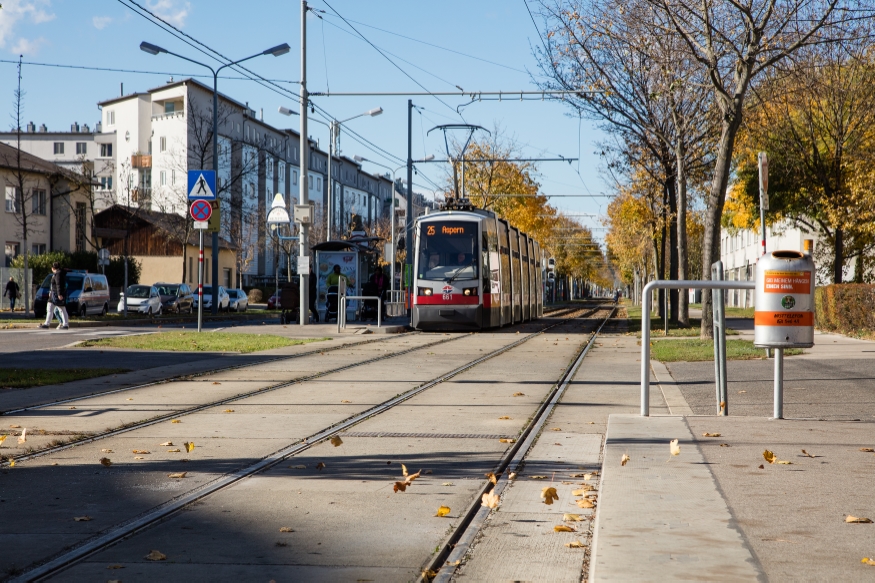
[{"x1": 416, "y1": 295, "x2": 480, "y2": 306}]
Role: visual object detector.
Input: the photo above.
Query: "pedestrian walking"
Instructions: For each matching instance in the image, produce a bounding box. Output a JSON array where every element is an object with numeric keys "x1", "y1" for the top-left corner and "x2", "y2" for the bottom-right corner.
[
  {"x1": 39, "y1": 262, "x2": 69, "y2": 330},
  {"x1": 308, "y1": 262, "x2": 319, "y2": 323},
  {"x1": 4, "y1": 277, "x2": 19, "y2": 311}
]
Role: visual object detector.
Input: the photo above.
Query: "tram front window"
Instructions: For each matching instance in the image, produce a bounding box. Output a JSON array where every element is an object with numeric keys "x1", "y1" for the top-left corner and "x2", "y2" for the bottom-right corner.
[{"x1": 419, "y1": 221, "x2": 478, "y2": 281}]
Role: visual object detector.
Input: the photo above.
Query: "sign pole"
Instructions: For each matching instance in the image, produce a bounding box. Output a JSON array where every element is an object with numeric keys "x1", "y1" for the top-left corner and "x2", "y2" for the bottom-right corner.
[
  {"x1": 758, "y1": 152, "x2": 769, "y2": 257},
  {"x1": 198, "y1": 230, "x2": 204, "y2": 333}
]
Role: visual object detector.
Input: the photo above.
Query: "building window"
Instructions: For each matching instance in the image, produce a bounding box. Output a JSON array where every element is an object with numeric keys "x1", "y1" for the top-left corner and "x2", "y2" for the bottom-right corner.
[
  {"x1": 107, "y1": 110, "x2": 115, "y2": 125},
  {"x1": 292, "y1": 170, "x2": 298, "y2": 185},
  {"x1": 76, "y1": 142, "x2": 87, "y2": 155},
  {"x1": 160, "y1": 171, "x2": 167, "y2": 186},
  {"x1": 53, "y1": 142, "x2": 65, "y2": 155},
  {"x1": 75, "y1": 202, "x2": 86, "y2": 252},
  {"x1": 5, "y1": 186, "x2": 20, "y2": 213},
  {"x1": 31, "y1": 243, "x2": 46, "y2": 255},
  {"x1": 100, "y1": 143, "x2": 113, "y2": 157},
  {"x1": 171, "y1": 170, "x2": 176, "y2": 185},
  {"x1": 164, "y1": 102, "x2": 175, "y2": 114},
  {"x1": 100, "y1": 176, "x2": 113, "y2": 190},
  {"x1": 317, "y1": 177, "x2": 321, "y2": 190},
  {"x1": 31, "y1": 189, "x2": 46, "y2": 215},
  {"x1": 308, "y1": 175, "x2": 312, "y2": 189},
  {"x1": 159, "y1": 137, "x2": 166, "y2": 152}
]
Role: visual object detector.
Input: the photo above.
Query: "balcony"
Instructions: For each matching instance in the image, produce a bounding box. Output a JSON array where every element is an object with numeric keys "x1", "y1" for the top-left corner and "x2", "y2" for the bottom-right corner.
[{"x1": 131, "y1": 154, "x2": 152, "y2": 168}]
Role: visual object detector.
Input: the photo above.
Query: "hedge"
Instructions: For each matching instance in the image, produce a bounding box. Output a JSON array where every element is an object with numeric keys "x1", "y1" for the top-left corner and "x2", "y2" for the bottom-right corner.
[
  {"x1": 12, "y1": 251, "x2": 141, "y2": 288},
  {"x1": 814, "y1": 284, "x2": 875, "y2": 335}
]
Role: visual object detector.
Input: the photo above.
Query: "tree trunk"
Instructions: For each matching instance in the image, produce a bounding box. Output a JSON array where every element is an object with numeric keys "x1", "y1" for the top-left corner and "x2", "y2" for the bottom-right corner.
[
  {"x1": 675, "y1": 138, "x2": 689, "y2": 326},
  {"x1": 834, "y1": 227, "x2": 844, "y2": 283},
  {"x1": 667, "y1": 177, "x2": 679, "y2": 325},
  {"x1": 701, "y1": 108, "x2": 744, "y2": 340}
]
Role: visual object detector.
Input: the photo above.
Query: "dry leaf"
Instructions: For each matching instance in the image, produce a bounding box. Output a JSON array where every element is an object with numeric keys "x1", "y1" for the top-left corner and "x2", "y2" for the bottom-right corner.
[
  {"x1": 435, "y1": 506, "x2": 451, "y2": 517},
  {"x1": 801, "y1": 449, "x2": 815, "y2": 458},
  {"x1": 341, "y1": 400, "x2": 351, "y2": 403},
  {"x1": 0, "y1": 435, "x2": 6, "y2": 446},
  {"x1": 73, "y1": 516, "x2": 92, "y2": 521},
  {"x1": 702, "y1": 433, "x2": 721, "y2": 437},
  {"x1": 442, "y1": 482, "x2": 454, "y2": 486},
  {"x1": 846, "y1": 516, "x2": 873, "y2": 523},
  {"x1": 720, "y1": 401, "x2": 726, "y2": 410},
  {"x1": 481, "y1": 491, "x2": 500, "y2": 508},
  {"x1": 863, "y1": 558, "x2": 875, "y2": 566},
  {"x1": 212, "y1": 381, "x2": 221, "y2": 385},
  {"x1": 167, "y1": 448, "x2": 181, "y2": 453},
  {"x1": 423, "y1": 569, "x2": 438, "y2": 578},
  {"x1": 168, "y1": 472, "x2": 187, "y2": 478},
  {"x1": 134, "y1": 456, "x2": 144, "y2": 460},
  {"x1": 571, "y1": 489, "x2": 587, "y2": 496},
  {"x1": 738, "y1": 390, "x2": 747, "y2": 393},
  {"x1": 777, "y1": 461, "x2": 792, "y2": 465},
  {"x1": 541, "y1": 487, "x2": 559, "y2": 505},
  {"x1": 127, "y1": 397, "x2": 133, "y2": 401},
  {"x1": 8, "y1": 460, "x2": 14, "y2": 467},
  {"x1": 720, "y1": 443, "x2": 731, "y2": 447},
  {"x1": 171, "y1": 419, "x2": 181, "y2": 423},
  {"x1": 576, "y1": 498, "x2": 595, "y2": 509},
  {"x1": 17, "y1": 428, "x2": 26, "y2": 444},
  {"x1": 565, "y1": 540, "x2": 586, "y2": 548},
  {"x1": 563, "y1": 513, "x2": 584, "y2": 521},
  {"x1": 763, "y1": 450, "x2": 777, "y2": 464},
  {"x1": 107, "y1": 565, "x2": 124, "y2": 569},
  {"x1": 401, "y1": 464, "x2": 409, "y2": 476},
  {"x1": 554, "y1": 525, "x2": 575, "y2": 532},
  {"x1": 551, "y1": 427, "x2": 562, "y2": 431},
  {"x1": 279, "y1": 527, "x2": 294, "y2": 532},
  {"x1": 69, "y1": 406, "x2": 76, "y2": 410},
  {"x1": 159, "y1": 442, "x2": 174, "y2": 446},
  {"x1": 508, "y1": 472, "x2": 517, "y2": 480},
  {"x1": 223, "y1": 409, "x2": 234, "y2": 413},
  {"x1": 290, "y1": 464, "x2": 306, "y2": 469},
  {"x1": 184, "y1": 442, "x2": 195, "y2": 453},
  {"x1": 485, "y1": 472, "x2": 498, "y2": 485},
  {"x1": 499, "y1": 438, "x2": 516, "y2": 443},
  {"x1": 316, "y1": 462, "x2": 326, "y2": 471},
  {"x1": 512, "y1": 392, "x2": 525, "y2": 396},
  {"x1": 145, "y1": 550, "x2": 166, "y2": 561},
  {"x1": 530, "y1": 475, "x2": 548, "y2": 480},
  {"x1": 99, "y1": 457, "x2": 112, "y2": 467},
  {"x1": 670, "y1": 439, "x2": 680, "y2": 456},
  {"x1": 9, "y1": 425, "x2": 20, "y2": 429},
  {"x1": 583, "y1": 473, "x2": 594, "y2": 480},
  {"x1": 758, "y1": 464, "x2": 765, "y2": 469},
  {"x1": 498, "y1": 416, "x2": 511, "y2": 420},
  {"x1": 860, "y1": 448, "x2": 875, "y2": 452},
  {"x1": 393, "y1": 481, "x2": 409, "y2": 493},
  {"x1": 132, "y1": 450, "x2": 150, "y2": 454},
  {"x1": 621, "y1": 454, "x2": 630, "y2": 466},
  {"x1": 330, "y1": 436, "x2": 343, "y2": 447}
]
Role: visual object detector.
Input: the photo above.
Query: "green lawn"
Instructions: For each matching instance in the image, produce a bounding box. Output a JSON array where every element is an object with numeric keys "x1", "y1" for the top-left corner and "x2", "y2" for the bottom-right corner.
[
  {"x1": 623, "y1": 303, "x2": 738, "y2": 337},
  {"x1": 0, "y1": 368, "x2": 129, "y2": 389},
  {"x1": 689, "y1": 303, "x2": 754, "y2": 318},
  {"x1": 79, "y1": 331, "x2": 328, "y2": 354},
  {"x1": 651, "y1": 339, "x2": 803, "y2": 362}
]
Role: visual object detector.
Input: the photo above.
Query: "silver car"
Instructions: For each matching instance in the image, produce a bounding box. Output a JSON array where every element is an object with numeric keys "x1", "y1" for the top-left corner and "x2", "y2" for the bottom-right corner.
[
  {"x1": 227, "y1": 288, "x2": 249, "y2": 312},
  {"x1": 193, "y1": 285, "x2": 230, "y2": 311},
  {"x1": 118, "y1": 285, "x2": 162, "y2": 315}
]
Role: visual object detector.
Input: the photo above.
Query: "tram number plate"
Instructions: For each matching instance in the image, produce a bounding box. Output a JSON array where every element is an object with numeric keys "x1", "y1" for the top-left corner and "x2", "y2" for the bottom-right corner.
[{"x1": 442, "y1": 285, "x2": 453, "y2": 300}]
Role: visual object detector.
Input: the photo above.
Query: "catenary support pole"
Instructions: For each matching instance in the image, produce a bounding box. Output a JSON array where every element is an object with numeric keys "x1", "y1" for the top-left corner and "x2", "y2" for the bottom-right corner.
[
  {"x1": 299, "y1": 0, "x2": 309, "y2": 326},
  {"x1": 406, "y1": 99, "x2": 413, "y2": 318},
  {"x1": 211, "y1": 70, "x2": 219, "y2": 314}
]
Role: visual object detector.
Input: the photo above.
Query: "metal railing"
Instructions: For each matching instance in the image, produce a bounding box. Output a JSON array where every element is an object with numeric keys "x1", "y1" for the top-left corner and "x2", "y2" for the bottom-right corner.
[
  {"x1": 337, "y1": 295, "x2": 382, "y2": 331},
  {"x1": 641, "y1": 279, "x2": 755, "y2": 417},
  {"x1": 384, "y1": 289, "x2": 407, "y2": 318}
]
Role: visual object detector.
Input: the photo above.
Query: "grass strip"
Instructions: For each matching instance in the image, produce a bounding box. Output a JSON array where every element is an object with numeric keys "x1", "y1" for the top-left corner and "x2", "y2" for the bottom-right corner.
[
  {"x1": 651, "y1": 339, "x2": 803, "y2": 362},
  {"x1": 1, "y1": 368, "x2": 129, "y2": 389},
  {"x1": 624, "y1": 303, "x2": 738, "y2": 337},
  {"x1": 79, "y1": 331, "x2": 328, "y2": 354}
]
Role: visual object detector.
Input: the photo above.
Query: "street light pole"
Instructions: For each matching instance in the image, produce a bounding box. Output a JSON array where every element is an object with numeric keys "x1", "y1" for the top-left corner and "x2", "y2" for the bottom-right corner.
[
  {"x1": 406, "y1": 99, "x2": 414, "y2": 314},
  {"x1": 299, "y1": 0, "x2": 310, "y2": 326}
]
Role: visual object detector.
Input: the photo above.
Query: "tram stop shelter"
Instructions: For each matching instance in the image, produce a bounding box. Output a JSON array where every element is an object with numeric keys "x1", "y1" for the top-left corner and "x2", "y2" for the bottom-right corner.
[{"x1": 312, "y1": 238, "x2": 382, "y2": 323}]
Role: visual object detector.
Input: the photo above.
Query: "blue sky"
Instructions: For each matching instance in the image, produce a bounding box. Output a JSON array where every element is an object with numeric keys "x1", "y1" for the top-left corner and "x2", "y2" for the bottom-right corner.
[{"x1": 0, "y1": 0, "x2": 610, "y2": 237}]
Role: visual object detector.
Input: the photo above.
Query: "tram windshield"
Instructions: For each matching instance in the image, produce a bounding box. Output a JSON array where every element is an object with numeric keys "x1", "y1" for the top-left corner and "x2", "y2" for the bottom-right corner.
[{"x1": 418, "y1": 221, "x2": 479, "y2": 281}]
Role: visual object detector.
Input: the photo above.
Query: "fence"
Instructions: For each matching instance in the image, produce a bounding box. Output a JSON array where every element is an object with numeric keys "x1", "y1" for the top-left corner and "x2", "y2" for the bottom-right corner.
[
  {"x1": 384, "y1": 289, "x2": 407, "y2": 318},
  {"x1": 0, "y1": 267, "x2": 33, "y2": 308}
]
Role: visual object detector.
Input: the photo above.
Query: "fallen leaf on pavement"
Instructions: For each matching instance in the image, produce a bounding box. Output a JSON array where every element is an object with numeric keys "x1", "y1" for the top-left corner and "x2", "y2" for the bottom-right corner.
[
  {"x1": 435, "y1": 506, "x2": 451, "y2": 517},
  {"x1": 566, "y1": 540, "x2": 586, "y2": 548},
  {"x1": 499, "y1": 438, "x2": 515, "y2": 443},
  {"x1": 846, "y1": 516, "x2": 873, "y2": 523},
  {"x1": 554, "y1": 525, "x2": 575, "y2": 532},
  {"x1": 801, "y1": 449, "x2": 817, "y2": 458},
  {"x1": 316, "y1": 462, "x2": 326, "y2": 471},
  {"x1": 73, "y1": 516, "x2": 92, "y2": 521},
  {"x1": 863, "y1": 558, "x2": 875, "y2": 566},
  {"x1": 107, "y1": 565, "x2": 124, "y2": 569},
  {"x1": 132, "y1": 450, "x2": 150, "y2": 454},
  {"x1": 670, "y1": 439, "x2": 680, "y2": 456},
  {"x1": 508, "y1": 472, "x2": 517, "y2": 480},
  {"x1": 576, "y1": 498, "x2": 595, "y2": 509},
  {"x1": 9, "y1": 425, "x2": 20, "y2": 429},
  {"x1": 777, "y1": 460, "x2": 793, "y2": 465},
  {"x1": 167, "y1": 448, "x2": 180, "y2": 453},
  {"x1": 279, "y1": 527, "x2": 294, "y2": 532},
  {"x1": 184, "y1": 442, "x2": 195, "y2": 453},
  {"x1": 422, "y1": 569, "x2": 438, "y2": 578},
  {"x1": 8, "y1": 460, "x2": 14, "y2": 467},
  {"x1": 330, "y1": 436, "x2": 343, "y2": 447},
  {"x1": 498, "y1": 416, "x2": 511, "y2": 420},
  {"x1": 621, "y1": 454, "x2": 630, "y2": 466},
  {"x1": 763, "y1": 450, "x2": 777, "y2": 464},
  {"x1": 859, "y1": 448, "x2": 874, "y2": 452},
  {"x1": 702, "y1": 433, "x2": 721, "y2": 437},
  {"x1": 738, "y1": 390, "x2": 747, "y2": 394},
  {"x1": 564, "y1": 513, "x2": 584, "y2": 521},
  {"x1": 99, "y1": 458, "x2": 112, "y2": 467},
  {"x1": 134, "y1": 456, "x2": 144, "y2": 460},
  {"x1": 720, "y1": 444, "x2": 731, "y2": 447},
  {"x1": 583, "y1": 473, "x2": 595, "y2": 480},
  {"x1": 530, "y1": 475, "x2": 547, "y2": 479},
  {"x1": 485, "y1": 472, "x2": 498, "y2": 485},
  {"x1": 145, "y1": 550, "x2": 166, "y2": 561},
  {"x1": 441, "y1": 482, "x2": 454, "y2": 486},
  {"x1": 542, "y1": 487, "x2": 559, "y2": 505},
  {"x1": 571, "y1": 487, "x2": 592, "y2": 495},
  {"x1": 171, "y1": 420, "x2": 181, "y2": 423},
  {"x1": 341, "y1": 400, "x2": 351, "y2": 403},
  {"x1": 17, "y1": 428, "x2": 26, "y2": 444},
  {"x1": 570, "y1": 473, "x2": 587, "y2": 478},
  {"x1": 223, "y1": 409, "x2": 234, "y2": 413},
  {"x1": 481, "y1": 491, "x2": 500, "y2": 508},
  {"x1": 394, "y1": 481, "x2": 409, "y2": 493},
  {"x1": 720, "y1": 401, "x2": 726, "y2": 411},
  {"x1": 69, "y1": 406, "x2": 76, "y2": 410},
  {"x1": 512, "y1": 392, "x2": 525, "y2": 396},
  {"x1": 290, "y1": 464, "x2": 306, "y2": 469},
  {"x1": 168, "y1": 472, "x2": 187, "y2": 478},
  {"x1": 159, "y1": 442, "x2": 174, "y2": 446},
  {"x1": 758, "y1": 464, "x2": 765, "y2": 469},
  {"x1": 212, "y1": 382, "x2": 221, "y2": 385},
  {"x1": 551, "y1": 427, "x2": 562, "y2": 431},
  {"x1": 0, "y1": 435, "x2": 6, "y2": 445}
]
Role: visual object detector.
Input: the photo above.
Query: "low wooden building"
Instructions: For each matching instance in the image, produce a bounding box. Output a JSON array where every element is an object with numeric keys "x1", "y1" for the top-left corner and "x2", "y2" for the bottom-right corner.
[{"x1": 94, "y1": 205, "x2": 237, "y2": 287}]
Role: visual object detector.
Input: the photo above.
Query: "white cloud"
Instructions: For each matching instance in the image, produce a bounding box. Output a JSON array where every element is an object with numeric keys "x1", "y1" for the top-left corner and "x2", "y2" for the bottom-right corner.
[
  {"x1": 11, "y1": 36, "x2": 46, "y2": 55},
  {"x1": 146, "y1": 0, "x2": 191, "y2": 28},
  {"x1": 92, "y1": 16, "x2": 112, "y2": 30},
  {"x1": 0, "y1": 1, "x2": 55, "y2": 50}
]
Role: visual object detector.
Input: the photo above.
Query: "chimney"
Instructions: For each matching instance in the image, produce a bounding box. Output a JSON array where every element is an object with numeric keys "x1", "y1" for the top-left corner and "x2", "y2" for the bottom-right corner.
[
  {"x1": 260, "y1": 108, "x2": 264, "y2": 121},
  {"x1": 120, "y1": 82, "x2": 124, "y2": 96},
  {"x1": 82, "y1": 124, "x2": 90, "y2": 133},
  {"x1": 39, "y1": 124, "x2": 47, "y2": 133},
  {"x1": 96, "y1": 121, "x2": 102, "y2": 133},
  {"x1": 71, "y1": 122, "x2": 80, "y2": 133},
  {"x1": 26, "y1": 121, "x2": 35, "y2": 133}
]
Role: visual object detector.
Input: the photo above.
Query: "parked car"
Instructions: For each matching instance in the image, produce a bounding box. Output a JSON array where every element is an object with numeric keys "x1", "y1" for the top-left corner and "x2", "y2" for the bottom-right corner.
[
  {"x1": 118, "y1": 284, "x2": 162, "y2": 315},
  {"x1": 34, "y1": 270, "x2": 110, "y2": 318},
  {"x1": 154, "y1": 282, "x2": 194, "y2": 314},
  {"x1": 193, "y1": 285, "x2": 230, "y2": 312},
  {"x1": 227, "y1": 288, "x2": 248, "y2": 312}
]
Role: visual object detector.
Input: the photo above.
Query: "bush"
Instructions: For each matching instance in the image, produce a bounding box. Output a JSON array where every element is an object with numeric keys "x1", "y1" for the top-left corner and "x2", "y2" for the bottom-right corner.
[
  {"x1": 11, "y1": 251, "x2": 140, "y2": 288},
  {"x1": 104, "y1": 256, "x2": 141, "y2": 288},
  {"x1": 814, "y1": 284, "x2": 875, "y2": 335},
  {"x1": 12, "y1": 251, "x2": 68, "y2": 285},
  {"x1": 247, "y1": 288, "x2": 263, "y2": 303}
]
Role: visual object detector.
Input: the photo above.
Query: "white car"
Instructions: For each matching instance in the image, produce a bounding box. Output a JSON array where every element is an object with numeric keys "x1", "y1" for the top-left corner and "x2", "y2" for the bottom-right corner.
[
  {"x1": 227, "y1": 288, "x2": 248, "y2": 312},
  {"x1": 193, "y1": 285, "x2": 230, "y2": 312},
  {"x1": 118, "y1": 285, "x2": 162, "y2": 315}
]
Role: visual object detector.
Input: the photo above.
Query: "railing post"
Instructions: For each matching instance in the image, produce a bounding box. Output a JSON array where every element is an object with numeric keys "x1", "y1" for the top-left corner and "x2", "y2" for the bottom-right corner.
[
  {"x1": 377, "y1": 298, "x2": 381, "y2": 328},
  {"x1": 711, "y1": 261, "x2": 728, "y2": 415},
  {"x1": 641, "y1": 281, "x2": 653, "y2": 416}
]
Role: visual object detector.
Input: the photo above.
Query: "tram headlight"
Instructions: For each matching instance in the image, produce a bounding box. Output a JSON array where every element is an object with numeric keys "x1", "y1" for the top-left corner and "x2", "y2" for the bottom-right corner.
[
  {"x1": 462, "y1": 287, "x2": 478, "y2": 296},
  {"x1": 418, "y1": 287, "x2": 433, "y2": 296}
]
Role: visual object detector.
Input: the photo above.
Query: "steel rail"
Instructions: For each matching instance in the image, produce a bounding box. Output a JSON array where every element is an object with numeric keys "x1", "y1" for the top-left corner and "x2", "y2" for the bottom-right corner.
[
  {"x1": 425, "y1": 306, "x2": 618, "y2": 582},
  {"x1": 14, "y1": 305, "x2": 601, "y2": 582}
]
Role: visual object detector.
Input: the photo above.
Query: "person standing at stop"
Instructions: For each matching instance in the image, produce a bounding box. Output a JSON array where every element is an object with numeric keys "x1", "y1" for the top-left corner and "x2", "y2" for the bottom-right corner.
[
  {"x1": 4, "y1": 277, "x2": 19, "y2": 311},
  {"x1": 39, "y1": 262, "x2": 69, "y2": 329}
]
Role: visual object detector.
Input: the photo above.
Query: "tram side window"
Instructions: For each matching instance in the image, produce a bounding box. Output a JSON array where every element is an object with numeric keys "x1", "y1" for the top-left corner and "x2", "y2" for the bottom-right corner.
[{"x1": 419, "y1": 221, "x2": 479, "y2": 280}]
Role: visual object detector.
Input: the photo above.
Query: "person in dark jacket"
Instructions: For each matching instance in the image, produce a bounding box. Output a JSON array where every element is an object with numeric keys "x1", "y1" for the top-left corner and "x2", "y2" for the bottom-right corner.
[
  {"x1": 4, "y1": 277, "x2": 19, "y2": 311},
  {"x1": 39, "y1": 262, "x2": 69, "y2": 329},
  {"x1": 308, "y1": 264, "x2": 319, "y2": 323}
]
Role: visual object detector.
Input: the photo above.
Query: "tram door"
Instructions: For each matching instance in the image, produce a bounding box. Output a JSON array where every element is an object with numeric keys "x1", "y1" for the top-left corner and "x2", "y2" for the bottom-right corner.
[
  {"x1": 527, "y1": 237, "x2": 536, "y2": 319},
  {"x1": 498, "y1": 219, "x2": 512, "y2": 326},
  {"x1": 510, "y1": 227, "x2": 522, "y2": 323},
  {"x1": 484, "y1": 219, "x2": 501, "y2": 327},
  {"x1": 521, "y1": 234, "x2": 530, "y2": 321}
]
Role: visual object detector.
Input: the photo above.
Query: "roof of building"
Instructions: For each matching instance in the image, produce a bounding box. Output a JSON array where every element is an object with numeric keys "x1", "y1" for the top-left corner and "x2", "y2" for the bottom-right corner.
[
  {"x1": 95, "y1": 204, "x2": 237, "y2": 250},
  {"x1": 96, "y1": 92, "x2": 151, "y2": 108},
  {"x1": 0, "y1": 141, "x2": 72, "y2": 176}
]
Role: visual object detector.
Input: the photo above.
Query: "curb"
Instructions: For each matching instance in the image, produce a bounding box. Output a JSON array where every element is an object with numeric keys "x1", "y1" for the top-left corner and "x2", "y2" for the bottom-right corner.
[{"x1": 1, "y1": 311, "x2": 279, "y2": 330}]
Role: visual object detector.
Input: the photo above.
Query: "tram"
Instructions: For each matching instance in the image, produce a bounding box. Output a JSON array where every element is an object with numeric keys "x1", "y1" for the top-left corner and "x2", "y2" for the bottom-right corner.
[{"x1": 411, "y1": 198, "x2": 545, "y2": 330}]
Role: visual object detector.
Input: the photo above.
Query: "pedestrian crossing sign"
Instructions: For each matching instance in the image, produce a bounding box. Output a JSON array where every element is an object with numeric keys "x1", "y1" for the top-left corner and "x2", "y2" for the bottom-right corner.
[{"x1": 188, "y1": 170, "x2": 216, "y2": 200}]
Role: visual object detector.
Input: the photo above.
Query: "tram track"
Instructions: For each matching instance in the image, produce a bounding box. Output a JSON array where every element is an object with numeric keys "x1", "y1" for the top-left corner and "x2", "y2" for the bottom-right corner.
[{"x1": 9, "y1": 303, "x2": 605, "y2": 582}]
